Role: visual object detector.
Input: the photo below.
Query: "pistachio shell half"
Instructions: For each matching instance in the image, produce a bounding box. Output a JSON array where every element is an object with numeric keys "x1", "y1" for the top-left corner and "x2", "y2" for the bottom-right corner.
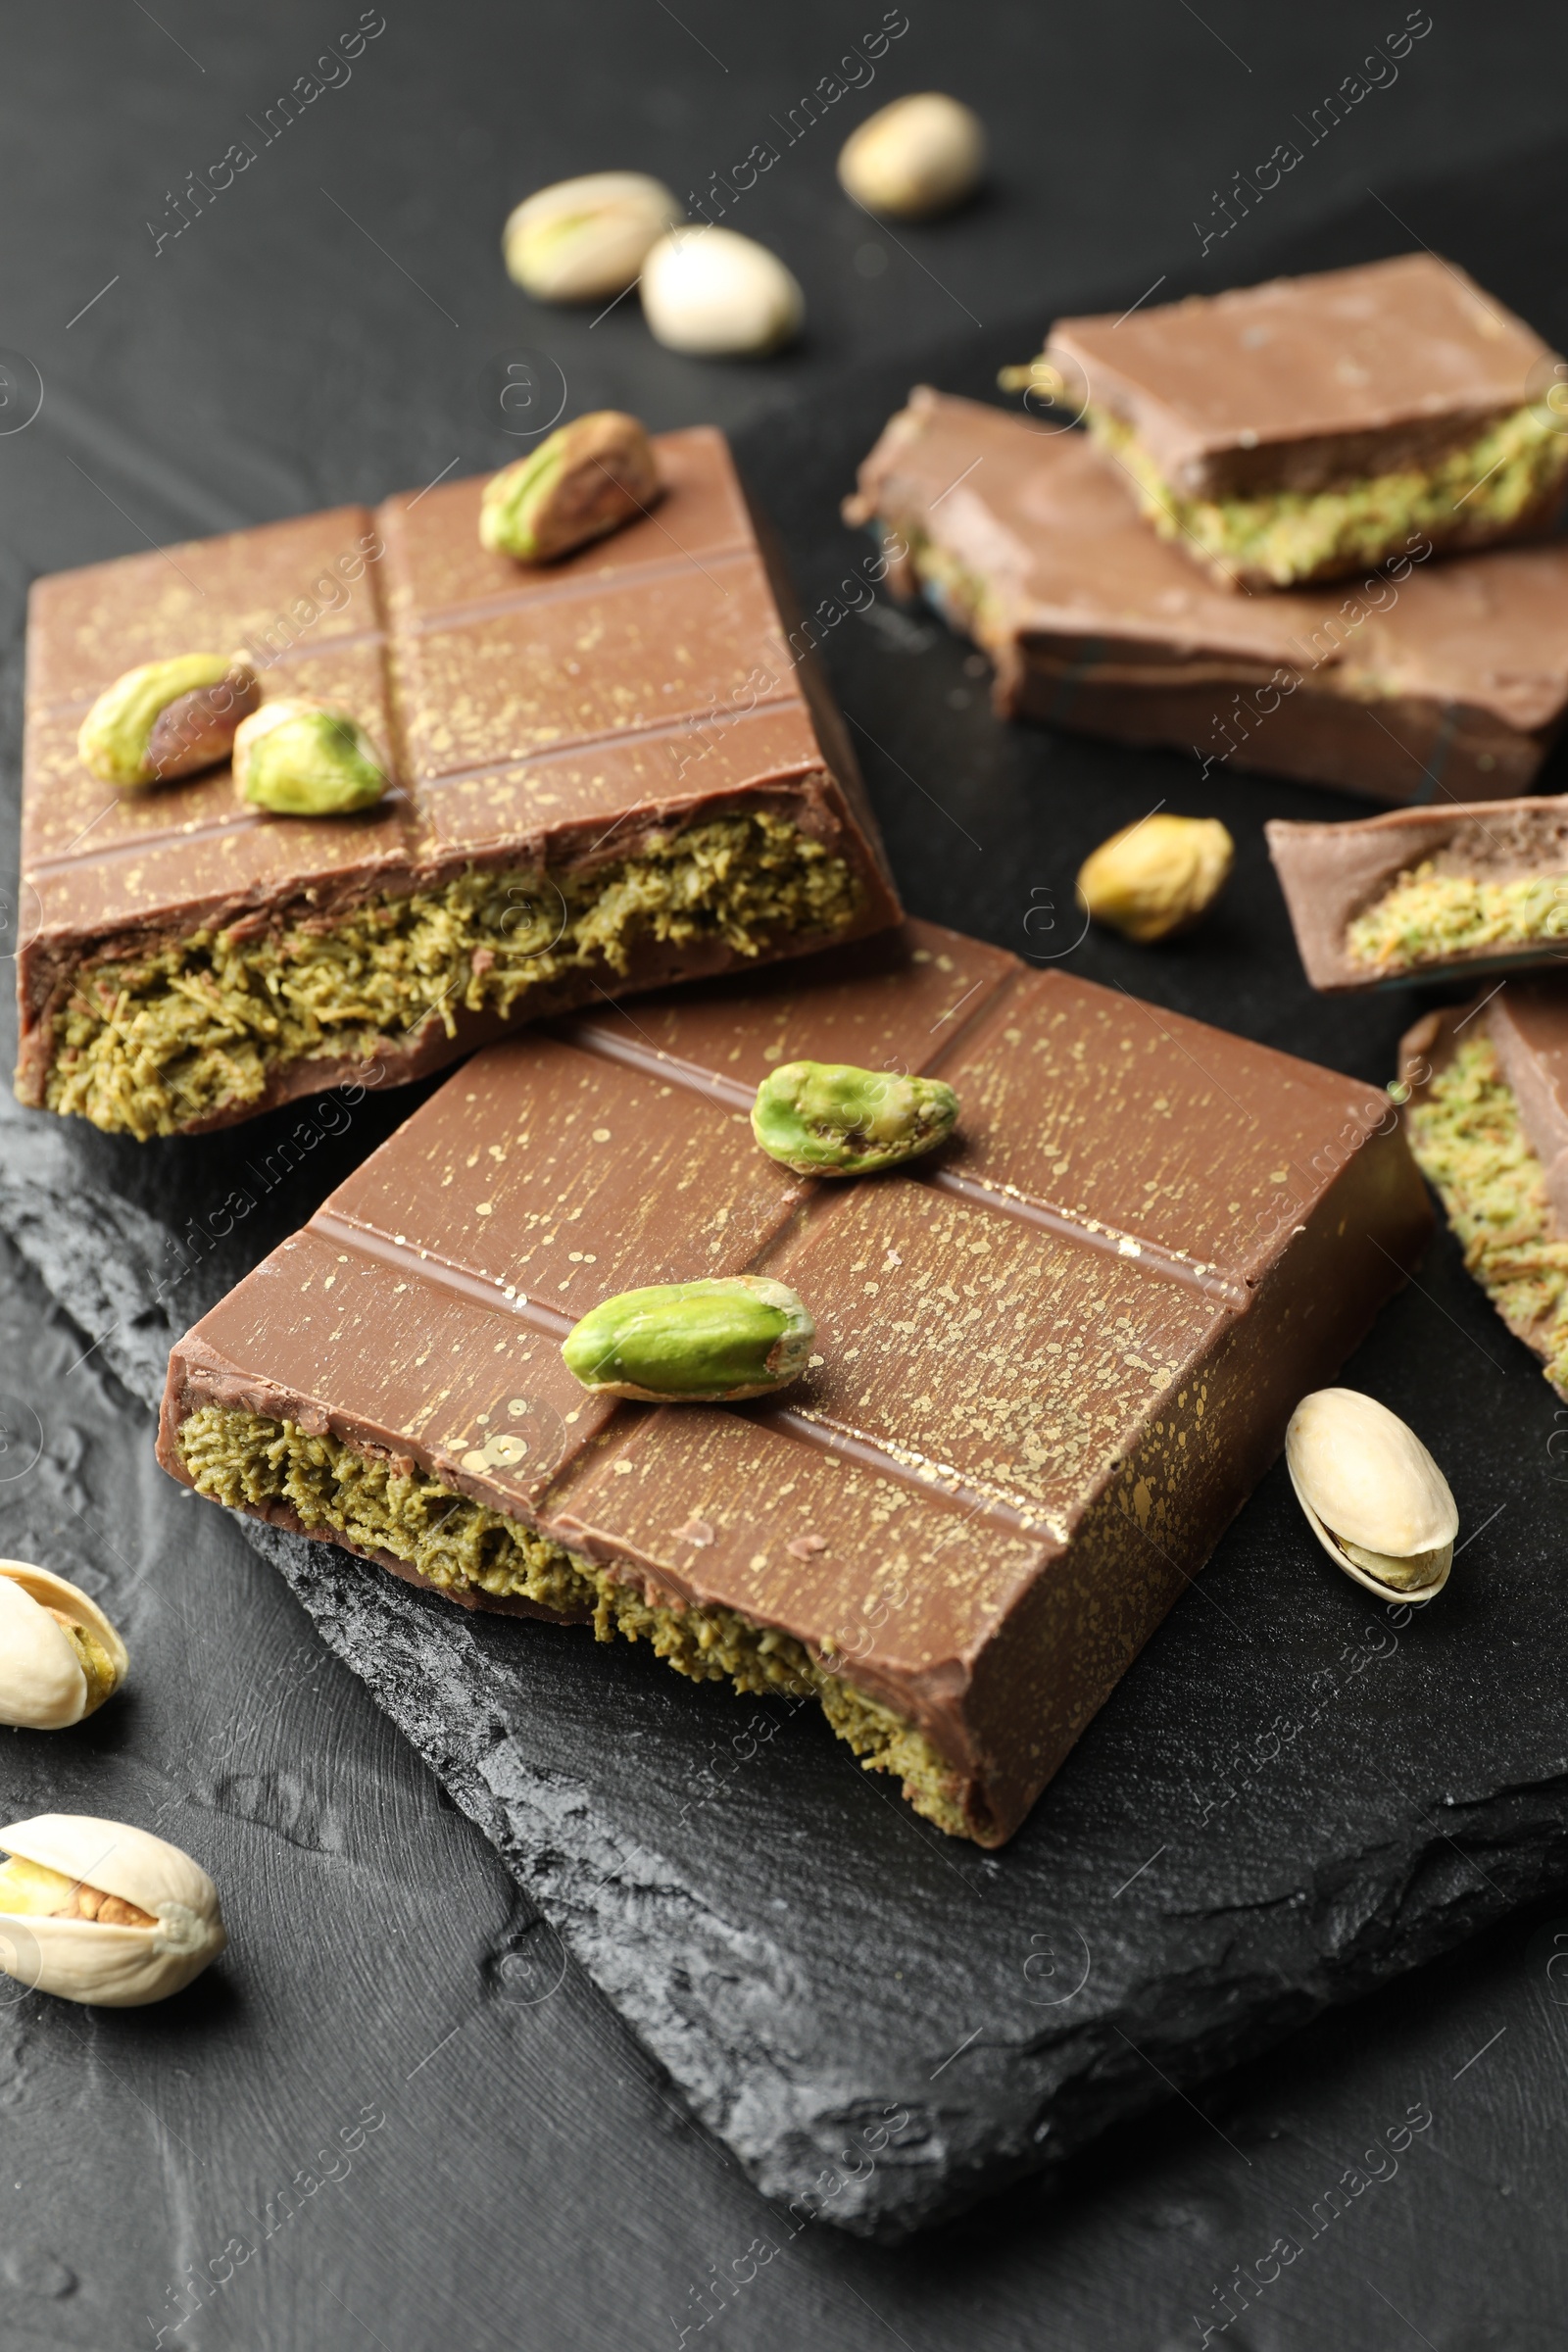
[
  {"x1": 0, "y1": 1561, "x2": 127, "y2": 1730},
  {"x1": 0, "y1": 1815, "x2": 225, "y2": 2006},
  {"x1": 563, "y1": 1276, "x2": 815, "y2": 1402},
  {"x1": 1285, "y1": 1389, "x2": 1457, "y2": 1602},
  {"x1": 1077, "y1": 814, "x2": 1234, "y2": 944},
  {"x1": 837, "y1": 92, "x2": 986, "y2": 220},
  {"x1": 503, "y1": 172, "x2": 682, "y2": 303},
  {"x1": 641, "y1": 226, "x2": 803, "y2": 357}
]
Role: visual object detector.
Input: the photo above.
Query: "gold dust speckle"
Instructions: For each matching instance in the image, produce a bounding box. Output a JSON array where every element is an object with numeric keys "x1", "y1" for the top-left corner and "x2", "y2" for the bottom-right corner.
[
  {"x1": 592, "y1": 1128, "x2": 612, "y2": 1142},
  {"x1": 614, "y1": 1459, "x2": 635, "y2": 1476}
]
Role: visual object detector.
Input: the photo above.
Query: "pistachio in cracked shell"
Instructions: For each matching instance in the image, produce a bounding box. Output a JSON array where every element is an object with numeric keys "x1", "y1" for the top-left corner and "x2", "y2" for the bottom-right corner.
[
  {"x1": 233, "y1": 699, "x2": 387, "y2": 816},
  {"x1": 641, "y1": 225, "x2": 803, "y2": 357},
  {"x1": 0, "y1": 1815, "x2": 225, "y2": 2006},
  {"x1": 1077, "y1": 813, "x2": 1234, "y2": 944},
  {"x1": 752, "y1": 1060, "x2": 958, "y2": 1177},
  {"x1": 837, "y1": 93, "x2": 986, "y2": 220},
  {"x1": 77, "y1": 655, "x2": 261, "y2": 790},
  {"x1": 502, "y1": 172, "x2": 681, "y2": 303},
  {"x1": 479, "y1": 412, "x2": 660, "y2": 564},
  {"x1": 1286, "y1": 1389, "x2": 1457, "y2": 1602},
  {"x1": 0, "y1": 1561, "x2": 127, "y2": 1730},
  {"x1": 563, "y1": 1276, "x2": 814, "y2": 1402}
]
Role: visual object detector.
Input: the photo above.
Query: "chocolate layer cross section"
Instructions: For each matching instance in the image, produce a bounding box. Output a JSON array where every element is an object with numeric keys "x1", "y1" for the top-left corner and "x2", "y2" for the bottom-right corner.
[
  {"x1": 158, "y1": 920, "x2": 1432, "y2": 1845},
  {"x1": 17, "y1": 428, "x2": 899, "y2": 1139}
]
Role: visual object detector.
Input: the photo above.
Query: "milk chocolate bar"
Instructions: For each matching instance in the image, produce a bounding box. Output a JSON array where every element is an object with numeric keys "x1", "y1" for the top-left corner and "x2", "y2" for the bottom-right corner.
[
  {"x1": 1035, "y1": 254, "x2": 1568, "y2": 588},
  {"x1": 17, "y1": 429, "x2": 899, "y2": 1140},
  {"x1": 1270, "y1": 797, "x2": 1568, "y2": 992},
  {"x1": 1399, "y1": 979, "x2": 1568, "y2": 1396},
  {"x1": 157, "y1": 919, "x2": 1431, "y2": 1847},
  {"x1": 845, "y1": 390, "x2": 1568, "y2": 803}
]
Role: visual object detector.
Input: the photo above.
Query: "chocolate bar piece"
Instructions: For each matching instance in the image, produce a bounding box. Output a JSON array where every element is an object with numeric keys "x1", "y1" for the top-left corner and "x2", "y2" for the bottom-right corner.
[
  {"x1": 845, "y1": 390, "x2": 1568, "y2": 804},
  {"x1": 156, "y1": 918, "x2": 1431, "y2": 1847},
  {"x1": 17, "y1": 429, "x2": 899, "y2": 1139},
  {"x1": 1399, "y1": 979, "x2": 1568, "y2": 1396},
  {"x1": 1270, "y1": 796, "x2": 1568, "y2": 992},
  {"x1": 1037, "y1": 254, "x2": 1568, "y2": 588}
]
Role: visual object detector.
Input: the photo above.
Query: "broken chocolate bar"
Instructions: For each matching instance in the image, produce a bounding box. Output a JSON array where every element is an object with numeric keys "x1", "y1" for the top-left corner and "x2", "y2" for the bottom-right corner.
[
  {"x1": 157, "y1": 918, "x2": 1431, "y2": 1847},
  {"x1": 1269, "y1": 796, "x2": 1568, "y2": 992},
  {"x1": 1399, "y1": 979, "x2": 1568, "y2": 1396},
  {"x1": 17, "y1": 428, "x2": 899, "y2": 1140},
  {"x1": 1034, "y1": 253, "x2": 1568, "y2": 589},
  {"x1": 845, "y1": 390, "x2": 1568, "y2": 804}
]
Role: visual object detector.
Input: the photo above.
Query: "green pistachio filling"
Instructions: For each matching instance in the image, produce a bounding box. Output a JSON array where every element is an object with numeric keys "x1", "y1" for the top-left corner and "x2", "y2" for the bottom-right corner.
[
  {"x1": 44, "y1": 812, "x2": 860, "y2": 1140},
  {"x1": 175, "y1": 1402, "x2": 972, "y2": 1839},
  {"x1": 1088, "y1": 402, "x2": 1568, "y2": 586},
  {"x1": 1402, "y1": 1032, "x2": 1568, "y2": 1396},
  {"x1": 1347, "y1": 863, "x2": 1568, "y2": 976}
]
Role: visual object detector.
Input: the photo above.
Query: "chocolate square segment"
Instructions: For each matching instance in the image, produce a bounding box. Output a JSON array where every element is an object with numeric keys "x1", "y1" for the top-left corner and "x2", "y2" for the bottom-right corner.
[
  {"x1": 18, "y1": 429, "x2": 899, "y2": 1138},
  {"x1": 846, "y1": 390, "x2": 1568, "y2": 803},
  {"x1": 158, "y1": 921, "x2": 1432, "y2": 1846},
  {"x1": 1043, "y1": 254, "x2": 1568, "y2": 587}
]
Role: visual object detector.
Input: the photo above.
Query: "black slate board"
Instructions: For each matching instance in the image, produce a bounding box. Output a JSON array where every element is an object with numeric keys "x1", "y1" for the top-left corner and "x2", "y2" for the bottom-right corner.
[{"x1": 8, "y1": 202, "x2": 1568, "y2": 2238}]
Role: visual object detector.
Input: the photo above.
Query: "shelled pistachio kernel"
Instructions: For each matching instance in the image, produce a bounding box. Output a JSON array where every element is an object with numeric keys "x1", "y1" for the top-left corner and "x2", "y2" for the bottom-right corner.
[
  {"x1": 233, "y1": 699, "x2": 387, "y2": 815},
  {"x1": 1285, "y1": 1388, "x2": 1458, "y2": 1602},
  {"x1": 1077, "y1": 814, "x2": 1234, "y2": 944},
  {"x1": 0, "y1": 1815, "x2": 226, "y2": 2007},
  {"x1": 563, "y1": 1276, "x2": 815, "y2": 1402},
  {"x1": 640, "y1": 225, "x2": 803, "y2": 357},
  {"x1": 77, "y1": 654, "x2": 260, "y2": 790},
  {"x1": 0, "y1": 1560, "x2": 127, "y2": 1730},
  {"x1": 837, "y1": 92, "x2": 986, "y2": 220},
  {"x1": 502, "y1": 172, "x2": 680, "y2": 302},
  {"x1": 752, "y1": 1060, "x2": 958, "y2": 1177},
  {"x1": 479, "y1": 411, "x2": 659, "y2": 564}
]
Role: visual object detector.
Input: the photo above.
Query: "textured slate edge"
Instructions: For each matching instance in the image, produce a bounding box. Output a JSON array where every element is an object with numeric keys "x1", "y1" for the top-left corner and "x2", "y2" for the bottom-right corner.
[{"x1": 5, "y1": 1134, "x2": 1568, "y2": 2238}]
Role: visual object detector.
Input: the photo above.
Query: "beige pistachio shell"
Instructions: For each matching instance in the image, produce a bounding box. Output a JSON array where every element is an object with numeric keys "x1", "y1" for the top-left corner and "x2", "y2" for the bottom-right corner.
[
  {"x1": 1286, "y1": 1389, "x2": 1457, "y2": 1602},
  {"x1": 0, "y1": 1816, "x2": 225, "y2": 2006},
  {"x1": 641, "y1": 226, "x2": 803, "y2": 356},
  {"x1": 837, "y1": 93, "x2": 986, "y2": 219},
  {"x1": 0, "y1": 1561, "x2": 128, "y2": 1729},
  {"x1": 503, "y1": 172, "x2": 681, "y2": 302}
]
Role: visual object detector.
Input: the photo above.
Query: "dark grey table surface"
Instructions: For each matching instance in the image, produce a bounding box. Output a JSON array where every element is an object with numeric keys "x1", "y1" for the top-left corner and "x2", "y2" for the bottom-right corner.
[{"x1": 6, "y1": 4, "x2": 1568, "y2": 2346}]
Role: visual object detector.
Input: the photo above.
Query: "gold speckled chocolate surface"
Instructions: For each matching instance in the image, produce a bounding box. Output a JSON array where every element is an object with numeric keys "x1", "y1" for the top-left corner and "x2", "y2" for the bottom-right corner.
[
  {"x1": 161, "y1": 918, "x2": 1433, "y2": 1843},
  {"x1": 19, "y1": 424, "x2": 897, "y2": 1020}
]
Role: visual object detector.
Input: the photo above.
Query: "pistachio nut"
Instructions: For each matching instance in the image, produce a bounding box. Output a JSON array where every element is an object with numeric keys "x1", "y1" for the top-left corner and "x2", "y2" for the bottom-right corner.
[
  {"x1": 1285, "y1": 1388, "x2": 1457, "y2": 1602},
  {"x1": 1077, "y1": 813, "x2": 1234, "y2": 944},
  {"x1": 502, "y1": 171, "x2": 681, "y2": 303},
  {"x1": 479, "y1": 411, "x2": 660, "y2": 564},
  {"x1": 563, "y1": 1276, "x2": 815, "y2": 1402},
  {"x1": 0, "y1": 1815, "x2": 225, "y2": 2006},
  {"x1": 752, "y1": 1060, "x2": 958, "y2": 1177},
  {"x1": 641, "y1": 225, "x2": 804, "y2": 358},
  {"x1": 233, "y1": 699, "x2": 387, "y2": 816},
  {"x1": 77, "y1": 655, "x2": 261, "y2": 790},
  {"x1": 837, "y1": 92, "x2": 986, "y2": 220},
  {"x1": 0, "y1": 1561, "x2": 127, "y2": 1730}
]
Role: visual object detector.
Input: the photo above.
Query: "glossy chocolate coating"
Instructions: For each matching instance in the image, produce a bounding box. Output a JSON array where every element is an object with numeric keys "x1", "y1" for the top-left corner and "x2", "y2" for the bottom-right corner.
[
  {"x1": 17, "y1": 430, "x2": 899, "y2": 1124},
  {"x1": 1269, "y1": 796, "x2": 1568, "y2": 992},
  {"x1": 158, "y1": 918, "x2": 1432, "y2": 1845},
  {"x1": 846, "y1": 389, "x2": 1568, "y2": 803},
  {"x1": 1045, "y1": 253, "x2": 1557, "y2": 500}
]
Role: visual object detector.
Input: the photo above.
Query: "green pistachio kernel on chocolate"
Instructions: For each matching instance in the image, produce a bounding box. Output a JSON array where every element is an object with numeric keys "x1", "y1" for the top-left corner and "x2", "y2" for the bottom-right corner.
[
  {"x1": 233, "y1": 699, "x2": 387, "y2": 816},
  {"x1": 562, "y1": 1276, "x2": 815, "y2": 1402},
  {"x1": 77, "y1": 654, "x2": 254, "y2": 790},
  {"x1": 751, "y1": 1060, "x2": 958, "y2": 1178},
  {"x1": 478, "y1": 410, "x2": 660, "y2": 564}
]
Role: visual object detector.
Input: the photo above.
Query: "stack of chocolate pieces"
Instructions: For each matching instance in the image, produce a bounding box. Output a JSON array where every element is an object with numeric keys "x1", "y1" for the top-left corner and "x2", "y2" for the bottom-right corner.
[{"x1": 845, "y1": 254, "x2": 1568, "y2": 1404}]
